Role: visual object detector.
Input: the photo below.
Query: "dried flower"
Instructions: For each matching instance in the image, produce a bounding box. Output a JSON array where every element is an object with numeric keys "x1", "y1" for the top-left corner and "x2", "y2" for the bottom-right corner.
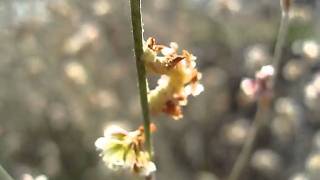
[
  {"x1": 95, "y1": 125, "x2": 156, "y2": 176},
  {"x1": 143, "y1": 37, "x2": 204, "y2": 120},
  {"x1": 241, "y1": 65, "x2": 274, "y2": 100}
]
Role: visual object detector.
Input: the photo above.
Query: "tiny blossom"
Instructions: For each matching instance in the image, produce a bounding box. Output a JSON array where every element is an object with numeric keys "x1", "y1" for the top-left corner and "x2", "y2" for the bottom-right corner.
[
  {"x1": 255, "y1": 65, "x2": 274, "y2": 80},
  {"x1": 244, "y1": 44, "x2": 270, "y2": 72},
  {"x1": 92, "y1": 0, "x2": 111, "y2": 16},
  {"x1": 241, "y1": 65, "x2": 274, "y2": 99},
  {"x1": 304, "y1": 73, "x2": 320, "y2": 109},
  {"x1": 143, "y1": 37, "x2": 204, "y2": 120},
  {"x1": 64, "y1": 24, "x2": 99, "y2": 55},
  {"x1": 95, "y1": 125, "x2": 156, "y2": 176},
  {"x1": 302, "y1": 40, "x2": 319, "y2": 60},
  {"x1": 64, "y1": 61, "x2": 88, "y2": 84}
]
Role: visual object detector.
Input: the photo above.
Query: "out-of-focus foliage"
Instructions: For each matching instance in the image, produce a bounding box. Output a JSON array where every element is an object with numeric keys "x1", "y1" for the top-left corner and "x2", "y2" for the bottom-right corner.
[{"x1": 0, "y1": 0, "x2": 320, "y2": 180}]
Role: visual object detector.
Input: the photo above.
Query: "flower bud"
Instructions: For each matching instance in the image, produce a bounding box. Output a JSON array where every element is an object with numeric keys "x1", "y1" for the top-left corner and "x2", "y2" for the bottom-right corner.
[{"x1": 241, "y1": 65, "x2": 274, "y2": 100}]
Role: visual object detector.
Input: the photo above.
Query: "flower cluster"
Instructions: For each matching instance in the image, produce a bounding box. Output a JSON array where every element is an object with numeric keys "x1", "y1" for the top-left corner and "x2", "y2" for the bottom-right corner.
[
  {"x1": 143, "y1": 37, "x2": 204, "y2": 120},
  {"x1": 95, "y1": 37, "x2": 202, "y2": 176},
  {"x1": 95, "y1": 125, "x2": 156, "y2": 176},
  {"x1": 241, "y1": 65, "x2": 274, "y2": 100}
]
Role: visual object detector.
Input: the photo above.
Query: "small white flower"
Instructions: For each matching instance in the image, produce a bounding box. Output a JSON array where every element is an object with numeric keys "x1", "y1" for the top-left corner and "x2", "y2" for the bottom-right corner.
[
  {"x1": 303, "y1": 40, "x2": 319, "y2": 59},
  {"x1": 95, "y1": 125, "x2": 156, "y2": 176},
  {"x1": 241, "y1": 78, "x2": 257, "y2": 97},
  {"x1": 241, "y1": 65, "x2": 274, "y2": 99},
  {"x1": 64, "y1": 62, "x2": 87, "y2": 85},
  {"x1": 256, "y1": 65, "x2": 274, "y2": 79}
]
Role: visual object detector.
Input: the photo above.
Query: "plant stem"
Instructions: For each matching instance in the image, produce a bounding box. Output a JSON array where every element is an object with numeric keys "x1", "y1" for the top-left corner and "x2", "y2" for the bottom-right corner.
[
  {"x1": 228, "y1": 8, "x2": 290, "y2": 180},
  {"x1": 271, "y1": 12, "x2": 290, "y2": 92},
  {"x1": 130, "y1": 1, "x2": 154, "y2": 179},
  {"x1": 130, "y1": 0, "x2": 153, "y2": 172},
  {"x1": 228, "y1": 99, "x2": 271, "y2": 180},
  {"x1": 0, "y1": 165, "x2": 13, "y2": 180}
]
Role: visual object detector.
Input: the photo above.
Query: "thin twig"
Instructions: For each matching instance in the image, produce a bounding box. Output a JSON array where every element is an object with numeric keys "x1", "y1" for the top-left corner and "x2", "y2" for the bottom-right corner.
[
  {"x1": 228, "y1": 7, "x2": 290, "y2": 180},
  {"x1": 228, "y1": 99, "x2": 271, "y2": 180},
  {"x1": 271, "y1": 12, "x2": 290, "y2": 93},
  {"x1": 0, "y1": 165, "x2": 13, "y2": 180},
  {"x1": 129, "y1": 0, "x2": 154, "y2": 179},
  {"x1": 130, "y1": 0, "x2": 152, "y2": 157}
]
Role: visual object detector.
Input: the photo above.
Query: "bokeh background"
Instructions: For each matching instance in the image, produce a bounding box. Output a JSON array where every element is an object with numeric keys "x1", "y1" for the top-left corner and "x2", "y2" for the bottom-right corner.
[{"x1": 1, "y1": 0, "x2": 320, "y2": 179}]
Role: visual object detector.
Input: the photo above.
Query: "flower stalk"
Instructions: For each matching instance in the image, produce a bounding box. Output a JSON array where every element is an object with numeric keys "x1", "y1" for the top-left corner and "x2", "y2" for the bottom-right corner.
[
  {"x1": 228, "y1": 1, "x2": 291, "y2": 180},
  {"x1": 129, "y1": 0, "x2": 154, "y2": 179},
  {"x1": 227, "y1": 98, "x2": 271, "y2": 180},
  {"x1": 271, "y1": 3, "x2": 290, "y2": 93},
  {"x1": 130, "y1": 0, "x2": 152, "y2": 157}
]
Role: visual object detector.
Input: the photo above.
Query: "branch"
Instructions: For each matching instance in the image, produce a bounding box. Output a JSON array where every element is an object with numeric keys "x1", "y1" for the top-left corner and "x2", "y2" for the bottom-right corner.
[
  {"x1": 271, "y1": 11, "x2": 290, "y2": 93},
  {"x1": 129, "y1": 0, "x2": 154, "y2": 179},
  {"x1": 228, "y1": 4, "x2": 290, "y2": 180},
  {"x1": 227, "y1": 99, "x2": 271, "y2": 180}
]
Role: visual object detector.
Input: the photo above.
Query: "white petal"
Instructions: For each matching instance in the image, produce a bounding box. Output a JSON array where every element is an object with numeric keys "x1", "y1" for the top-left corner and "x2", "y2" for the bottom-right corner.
[
  {"x1": 241, "y1": 78, "x2": 256, "y2": 96},
  {"x1": 184, "y1": 85, "x2": 193, "y2": 96},
  {"x1": 95, "y1": 137, "x2": 107, "y2": 149},
  {"x1": 170, "y1": 42, "x2": 178, "y2": 50},
  {"x1": 190, "y1": 61, "x2": 196, "y2": 68},
  {"x1": 103, "y1": 150, "x2": 126, "y2": 168},
  {"x1": 256, "y1": 65, "x2": 274, "y2": 79},
  {"x1": 104, "y1": 125, "x2": 127, "y2": 137},
  {"x1": 192, "y1": 84, "x2": 204, "y2": 96},
  {"x1": 139, "y1": 162, "x2": 157, "y2": 176},
  {"x1": 157, "y1": 75, "x2": 169, "y2": 87},
  {"x1": 261, "y1": 65, "x2": 274, "y2": 75},
  {"x1": 161, "y1": 47, "x2": 175, "y2": 55}
]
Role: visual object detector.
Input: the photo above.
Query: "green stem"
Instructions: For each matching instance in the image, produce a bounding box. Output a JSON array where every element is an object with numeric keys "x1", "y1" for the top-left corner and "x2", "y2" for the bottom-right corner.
[
  {"x1": 129, "y1": 0, "x2": 153, "y2": 163},
  {"x1": 271, "y1": 12, "x2": 289, "y2": 92},
  {"x1": 0, "y1": 165, "x2": 13, "y2": 180},
  {"x1": 228, "y1": 8, "x2": 290, "y2": 180}
]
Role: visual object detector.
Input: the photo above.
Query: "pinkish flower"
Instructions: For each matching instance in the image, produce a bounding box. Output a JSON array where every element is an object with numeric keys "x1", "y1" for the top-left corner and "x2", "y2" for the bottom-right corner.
[{"x1": 241, "y1": 65, "x2": 274, "y2": 99}]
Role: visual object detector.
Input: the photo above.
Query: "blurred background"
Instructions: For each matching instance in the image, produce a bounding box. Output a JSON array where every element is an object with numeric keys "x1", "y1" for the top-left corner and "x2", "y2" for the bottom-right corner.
[{"x1": 0, "y1": 0, "x2": 320, "y2": 179}]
